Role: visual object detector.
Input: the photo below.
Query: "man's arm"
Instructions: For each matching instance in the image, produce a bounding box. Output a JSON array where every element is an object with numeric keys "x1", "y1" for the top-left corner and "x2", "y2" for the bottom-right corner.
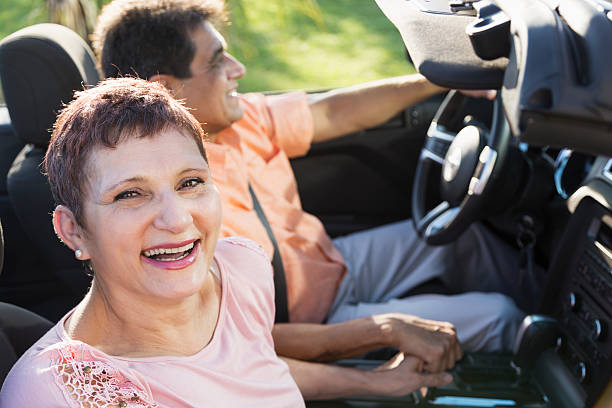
[
  {"x1": 283, "y1": 354, "x2": 452, "y2": 400},
  {"x1": 308, "y1": 74, "x2": 445, "y2": 143},
  {"x1": 273, "y1": 313, "x2": 461, "y2": 373}
]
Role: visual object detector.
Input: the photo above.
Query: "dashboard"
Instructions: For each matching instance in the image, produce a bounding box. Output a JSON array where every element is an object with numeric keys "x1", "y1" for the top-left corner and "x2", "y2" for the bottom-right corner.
[{"x1": 376, "y1": 0, "x2": 612, "y2": 157}]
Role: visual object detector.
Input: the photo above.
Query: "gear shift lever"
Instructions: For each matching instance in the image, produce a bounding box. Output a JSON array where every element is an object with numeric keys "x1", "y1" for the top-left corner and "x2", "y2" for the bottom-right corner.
[{"x1": 512, "y1": 315, "x2": 560, "y2": 377}]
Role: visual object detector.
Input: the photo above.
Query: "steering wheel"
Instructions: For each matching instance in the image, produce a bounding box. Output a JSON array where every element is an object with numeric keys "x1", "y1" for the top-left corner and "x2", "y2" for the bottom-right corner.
[{"x1": 412, "y1": 90, "x2": 511, "y2": 245}]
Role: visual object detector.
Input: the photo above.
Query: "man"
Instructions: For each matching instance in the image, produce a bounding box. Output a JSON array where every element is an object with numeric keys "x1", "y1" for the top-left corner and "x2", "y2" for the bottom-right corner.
[{"x1": 92, "y1": 0, "x2": 537, "y2": 399}]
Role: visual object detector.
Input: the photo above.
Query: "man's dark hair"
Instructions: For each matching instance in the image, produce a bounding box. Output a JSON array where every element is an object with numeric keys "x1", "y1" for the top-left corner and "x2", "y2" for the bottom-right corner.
[{"x1": 92, "y1": 0, "x2": 226, "y2": 79}]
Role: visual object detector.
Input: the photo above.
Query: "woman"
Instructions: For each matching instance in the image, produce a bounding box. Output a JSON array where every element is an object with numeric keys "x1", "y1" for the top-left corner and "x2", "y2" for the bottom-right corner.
[{"x1": 0, "y1": 78, "x2": 305, "y2": 407}]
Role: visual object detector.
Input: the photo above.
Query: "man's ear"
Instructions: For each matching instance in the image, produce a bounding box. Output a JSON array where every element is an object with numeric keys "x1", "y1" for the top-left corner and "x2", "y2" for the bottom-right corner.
[
  {"x1": 150, "y1": 73, "x2": 182, "y2": 95},
  {"x1": 53, "y1": 205, "x2": 89, "y2": 260}
]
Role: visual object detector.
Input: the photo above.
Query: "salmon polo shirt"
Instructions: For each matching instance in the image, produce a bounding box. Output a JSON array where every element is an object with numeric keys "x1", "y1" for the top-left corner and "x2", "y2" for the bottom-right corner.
[{"x1": 204, "y1": 92, "x2": 346, "y2": 323}]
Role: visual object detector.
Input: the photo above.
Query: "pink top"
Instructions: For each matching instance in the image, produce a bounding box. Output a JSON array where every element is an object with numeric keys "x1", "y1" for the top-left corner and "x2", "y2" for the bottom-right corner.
[
  {"x1": 206, "y1": 92, "x2": 346, "y2": 323},
  {"x1": 0, "y1": 237, "x2": 304, "y2": 408}
]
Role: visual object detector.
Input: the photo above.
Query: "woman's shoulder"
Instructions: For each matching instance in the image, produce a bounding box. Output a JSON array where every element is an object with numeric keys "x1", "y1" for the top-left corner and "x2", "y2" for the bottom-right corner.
[
  {"x1": 215, "y1": 237, "x2": 274, "y2": 294},
  {"x1": 0, "y1": 326, "x2": 70, "y2": 406},
  {"x1": 215, "y1": 237, "x2": 276, "y2": 329},
  {"x1": 216, "y1": 237, "x2": 273, "y2": 280},
  {"x1": 216, "y1": 236, "x2": 269, "y2": 263}
]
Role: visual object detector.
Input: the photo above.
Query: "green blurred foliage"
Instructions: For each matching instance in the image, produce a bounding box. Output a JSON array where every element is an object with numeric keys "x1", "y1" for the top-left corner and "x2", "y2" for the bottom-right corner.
[
  {"x1": 225, "y1": 0, "x2": 414, "y2": 92},
  {"x1": 0, "y1": 0, "x2": 47, "y2": 40},
  {"x1": 0, "y1": 0, "x2": 414, "y2": 95}
]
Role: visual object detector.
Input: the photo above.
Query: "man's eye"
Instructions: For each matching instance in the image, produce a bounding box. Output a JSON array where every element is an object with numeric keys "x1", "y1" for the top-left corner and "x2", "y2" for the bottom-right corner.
[
  {"x1": 209, "y1": 53, "x2": 225, "y2": 69},
  {"x1": 210, "y1": 59, "x2": 222, "y2": 69},
  {"x1": 181, "y1": 178, "x2": 204, "y2": 189},
  {"x1": 114, "y1": 190, "x2": 139, "y2": 201}
]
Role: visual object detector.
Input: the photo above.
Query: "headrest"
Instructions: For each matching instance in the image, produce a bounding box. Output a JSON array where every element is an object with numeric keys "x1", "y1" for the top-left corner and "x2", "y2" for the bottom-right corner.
[{"x1": 0, "y1": 24, "x2": 100, "y2": 146}]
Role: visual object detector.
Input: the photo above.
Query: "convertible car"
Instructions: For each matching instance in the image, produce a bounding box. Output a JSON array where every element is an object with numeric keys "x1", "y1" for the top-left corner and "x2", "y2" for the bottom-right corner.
[{"x1": 0, "y1": 0, "x2": 610, "y2": 407}]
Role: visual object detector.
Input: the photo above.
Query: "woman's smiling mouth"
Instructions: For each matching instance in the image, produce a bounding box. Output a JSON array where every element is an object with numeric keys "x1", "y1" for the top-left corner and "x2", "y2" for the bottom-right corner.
[{"x1": 141, "y1": 240, "x2": 201, "y2": 269}]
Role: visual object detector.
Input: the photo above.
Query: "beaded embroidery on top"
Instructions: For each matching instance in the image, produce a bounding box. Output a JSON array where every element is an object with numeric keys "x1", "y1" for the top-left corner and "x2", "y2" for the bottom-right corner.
[{"x1": 52, "y1": 343, "x2": 159, "y2": 408}]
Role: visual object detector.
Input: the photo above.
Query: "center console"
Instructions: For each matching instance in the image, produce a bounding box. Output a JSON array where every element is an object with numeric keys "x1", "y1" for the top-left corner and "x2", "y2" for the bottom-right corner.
[{"x1": 307, "y1": 158, "x2": 612, "y2": 407}]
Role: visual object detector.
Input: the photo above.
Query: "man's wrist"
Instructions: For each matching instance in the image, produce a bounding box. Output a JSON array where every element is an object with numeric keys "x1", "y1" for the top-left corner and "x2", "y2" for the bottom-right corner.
[
  {"x1": 372, "y1": 314, "x2": 400, "y2": 349},
  {"x1": 416, "y1": 74, "x2": 448, "y2": 97}
]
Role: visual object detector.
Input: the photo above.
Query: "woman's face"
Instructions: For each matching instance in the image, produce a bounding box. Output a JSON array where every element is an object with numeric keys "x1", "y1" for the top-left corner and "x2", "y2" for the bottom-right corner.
[{"x1": 77, "y1": 128, "x2": 221, "y2": 301}]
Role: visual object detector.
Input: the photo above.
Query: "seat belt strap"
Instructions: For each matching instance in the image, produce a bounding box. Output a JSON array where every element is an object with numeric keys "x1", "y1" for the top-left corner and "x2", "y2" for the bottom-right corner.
[{"x1": 248, "y1": 184, "x2": 289, "y2": 323}]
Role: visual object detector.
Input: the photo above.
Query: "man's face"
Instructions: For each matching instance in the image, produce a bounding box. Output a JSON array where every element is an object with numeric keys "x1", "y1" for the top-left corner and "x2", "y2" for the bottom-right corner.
[{"x1": 170, "y1": 22, "x2": 246, "y2": 136}]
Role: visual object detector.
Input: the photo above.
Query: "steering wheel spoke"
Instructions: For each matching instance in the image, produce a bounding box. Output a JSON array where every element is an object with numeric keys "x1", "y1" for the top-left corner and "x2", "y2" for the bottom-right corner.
[
  {"x1": 421, "y1": 123, "x2": 456, "y2": 165},
  {"x1": 415, "y1": 201, "x2": 450, "y2": 235},
  {"x1": 424, "y1": 206, "x2": 461, "y2": 238},
  {"x1": 468, "y1": 145, "x2": 498, "y2": 196}
]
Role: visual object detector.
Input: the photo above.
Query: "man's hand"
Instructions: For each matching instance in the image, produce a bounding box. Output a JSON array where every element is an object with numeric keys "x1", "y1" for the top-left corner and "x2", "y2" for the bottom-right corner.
[
  {"x1": 273, "y1": 313, "x2": 462, "y2": 370},
  {"x1": 458, "y1": 89, "x2": 497, "y2": 100},
  {"x1": 374, "y1": 313, "x2": 462, "y2": 373}
]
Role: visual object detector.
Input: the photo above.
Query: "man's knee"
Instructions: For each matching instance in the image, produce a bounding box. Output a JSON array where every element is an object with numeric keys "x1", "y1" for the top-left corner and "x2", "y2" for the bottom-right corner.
[{"x1": 466, "y1": 293, "x2": 524, "y2": 352}]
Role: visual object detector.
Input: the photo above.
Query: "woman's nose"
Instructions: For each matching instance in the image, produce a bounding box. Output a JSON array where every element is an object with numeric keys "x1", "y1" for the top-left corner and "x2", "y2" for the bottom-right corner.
[{"x1": 153, "y1": 194, "x2": 193, "y2": 233}]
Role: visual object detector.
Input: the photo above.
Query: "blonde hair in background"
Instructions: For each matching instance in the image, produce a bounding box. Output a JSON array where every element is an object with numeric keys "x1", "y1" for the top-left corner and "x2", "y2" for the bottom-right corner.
[{"x1": 48, "y1": 0, "x2": 98, "y2": 42}]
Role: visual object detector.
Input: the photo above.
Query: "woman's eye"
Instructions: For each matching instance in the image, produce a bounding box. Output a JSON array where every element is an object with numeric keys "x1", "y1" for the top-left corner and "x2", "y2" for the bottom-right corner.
[
  {"x1": 114, "y1": 190, "x2": 139, "y2": 201},
  {"x1": 181, "y1": 177, "x2": 205, "y2": 189}
]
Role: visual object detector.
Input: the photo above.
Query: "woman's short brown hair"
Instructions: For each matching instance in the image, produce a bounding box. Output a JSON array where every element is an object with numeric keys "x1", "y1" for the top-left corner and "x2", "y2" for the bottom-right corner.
[{"x1": 44, "y1": 77, "x2": 207, "y2": 227}]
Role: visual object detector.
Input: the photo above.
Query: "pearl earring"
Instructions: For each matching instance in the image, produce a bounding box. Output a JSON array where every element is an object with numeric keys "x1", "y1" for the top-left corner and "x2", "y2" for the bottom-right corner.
[{"x1": 75, "y1": 249, "x2": 83, "y2": 259}]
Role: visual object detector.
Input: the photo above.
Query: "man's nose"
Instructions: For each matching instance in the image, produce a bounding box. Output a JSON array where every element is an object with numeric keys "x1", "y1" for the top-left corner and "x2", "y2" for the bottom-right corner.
[{"x1": 226, "y1": 53, "x2": 246, "y2": 80}]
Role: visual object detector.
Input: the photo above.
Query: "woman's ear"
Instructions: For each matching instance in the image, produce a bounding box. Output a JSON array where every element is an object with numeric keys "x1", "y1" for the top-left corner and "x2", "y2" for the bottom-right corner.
[{"x1": 53, "y1": 205, "x2": 89, "y2": 260}]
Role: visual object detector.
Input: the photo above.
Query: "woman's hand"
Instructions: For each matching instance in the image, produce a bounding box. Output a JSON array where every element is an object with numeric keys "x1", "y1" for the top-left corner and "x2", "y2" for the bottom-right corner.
[
  {"x1": 283, "y1": 353, "x2": 453, "y2": 400},
  {"x1": 368, "y1": 352, "x2": 453, "y2": 397}
]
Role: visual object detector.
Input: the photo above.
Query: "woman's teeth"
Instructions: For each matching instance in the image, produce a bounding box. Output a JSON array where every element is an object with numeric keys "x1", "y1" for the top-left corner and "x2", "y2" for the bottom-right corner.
[
  {"x1": 155, "y1": 252, "x2": 190, "y2": 262},
  {"x1": 143, "y1": 242, "x2": 195, "y2": 260}
]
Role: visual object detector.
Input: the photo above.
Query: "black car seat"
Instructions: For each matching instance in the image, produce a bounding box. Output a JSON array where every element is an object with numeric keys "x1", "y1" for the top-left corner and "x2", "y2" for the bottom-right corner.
[
  {"x1": 0, "y1": 220, "x2": 53, "y2": 386},
  {"x1": 0, "y1": 102, "x2": 33, "y2": 312},
  {"x1": 0, "y1": 24, "x2": 100, "y2": 321}
]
